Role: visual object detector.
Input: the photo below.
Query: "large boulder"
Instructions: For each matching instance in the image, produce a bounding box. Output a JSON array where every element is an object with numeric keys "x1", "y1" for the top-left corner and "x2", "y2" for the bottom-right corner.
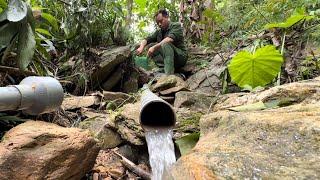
[
  {"x1": 110, "y1": 102, "x2": 145, "y2": 145},
  {"x1": 186, "y1": 54, "x2": 225, "y2": 94},
  {"x1": 0, "y1": 121, "x2": 100, "y2": 180},
  {"x1": 79, "y1": 111, "x2": 123, "y2": 149},
  {"x1": 213, "y1": 77, "x2": 320, "y2": 111},
  {"x1": 90, "y1": 46, "x2": 131, "y2": 88},
  {"x1": 170, "y1": 79, "x2": 320, "y2": 179},
  {"x1": 174, "y1": 91, "x2": 217, "y2": 111}
]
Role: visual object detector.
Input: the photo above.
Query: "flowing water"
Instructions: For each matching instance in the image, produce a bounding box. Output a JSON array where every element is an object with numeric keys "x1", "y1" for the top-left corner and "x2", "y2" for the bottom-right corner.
[{"x1": 145, "y1": 128, "x2": 176, "y2": 180}]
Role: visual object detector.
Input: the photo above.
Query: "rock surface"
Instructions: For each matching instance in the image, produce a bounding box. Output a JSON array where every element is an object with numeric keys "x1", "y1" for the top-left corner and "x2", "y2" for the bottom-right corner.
[
  {"x1": 170, "y1": 78, "x2": 320, "y2": 179},
  {"x1": 214, "y1": 77, "x2": 320, "y2": 111},
  {"x1": 186, "y1": 55, "x2": 225, "y2": 94},
  {"x1": 0, "y1": 121, "x2": 100, "y2": 180},
  {"x1": 91, "y1": 46, "x2": 131, "y2": 87},
  {"x1": 79, "y1": 111, "x2": 123, "y2": 149},
  {"x1": 110, "y1": 102, "x2": 145, "y2": 145},
  {"x1": 152, "y1": 75, "x2": 187, "y2": 95},
  {"x1": 62, "y1": 95, "x2": 100, "y2": 110},
  {"x1": 174, "y1": 91, "x2": 217, "y2": 111}
]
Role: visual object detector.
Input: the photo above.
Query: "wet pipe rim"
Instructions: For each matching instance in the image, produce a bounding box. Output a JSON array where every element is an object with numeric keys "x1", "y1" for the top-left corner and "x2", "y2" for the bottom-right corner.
[{"x1": 139, "y1": 99, "x2": 176, "y2": 130}]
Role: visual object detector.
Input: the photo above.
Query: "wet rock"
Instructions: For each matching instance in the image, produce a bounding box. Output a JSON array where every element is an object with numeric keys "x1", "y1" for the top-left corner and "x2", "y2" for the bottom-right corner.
[
  {"x1": 79, "y1": 111, "x2": 123, "y2": 149},
  {"x1": 174, "y1": 91, "x2": 217, "y2": 111},
  {"x1": 170, "y1": 103, "x2": 320, "y2": 179},
  {"x1": 91, "y1": 46, "x2": 131, "y2": 87},
  {"x1": 0, "y1": 121, "x2": 100, "y2": 180}
]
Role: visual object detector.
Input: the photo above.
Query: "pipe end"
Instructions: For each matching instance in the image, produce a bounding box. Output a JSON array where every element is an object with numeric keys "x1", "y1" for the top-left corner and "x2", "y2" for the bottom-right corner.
[{"x1": 140, "y1": 101, "x2": 176, "y2": 129}]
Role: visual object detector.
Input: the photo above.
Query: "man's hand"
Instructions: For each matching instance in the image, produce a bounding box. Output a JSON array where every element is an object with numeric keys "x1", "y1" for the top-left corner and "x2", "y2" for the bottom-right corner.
[
  {"x1": 136, "y1": 46, "x2": 144, "y2": 55},
  {"x1": 147, "y1": 46, "x2": 156, "y2": 57}
]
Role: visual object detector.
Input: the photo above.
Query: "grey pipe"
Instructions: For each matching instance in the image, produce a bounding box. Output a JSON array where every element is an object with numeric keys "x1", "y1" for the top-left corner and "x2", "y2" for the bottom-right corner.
[
  {"x1": 140, "y1": 84, "x2": 176, "y2": 130},
  {"x1": 0, "y1": 76, "x2": 64, "y2": 115}
]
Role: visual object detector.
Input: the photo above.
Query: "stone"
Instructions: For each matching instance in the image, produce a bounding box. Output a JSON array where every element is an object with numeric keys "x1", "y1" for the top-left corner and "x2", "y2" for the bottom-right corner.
[
  {"x1": 213, "y1": 77, "x2": 320, "y2": 111},
  {"x1": 152, "y1": 75, "x2": 187, "y2": 95},
  {"x1": 79, "y1": 111, "x2": 123, "y2": 149},
  {"x1": 174, "y1": 91, "x2": 217, "y2": 111},
  {"x1": 102, "y1": 65, "x2": 123, "y2": 91},
  {"x1": 170, "y1": 102, "x2": 320, "y2": 179},
  {"x1": 93, "y1": 150, "x2": 125, "y2": 179},
  {"x1": 110, "y1": 102, "x2": 145, "y2": 145},
  {"x1": 174, "y1": 108, "x2": 203, "y2": 139},
  {"x1": 123, "y1": 77, "x2": 139, "y2": 94},
  {"x1": 91, "y1": 46, "x2": 131, "y2": 87},
  {"x1": 103, "y1": 91, "x2": 131, "y2": 101},
  {"x1": 102, "y1": 91, "x2": 134, "y2": 107},
  {"x1": 62, "y1": 95, "x2": 100, "y2": 110},
  {"x1": 186, "y1": 64, "x2": 225, "y2": 94},
  {"x1": 0, "y1": 121, "x2": 100, "y2": 180}
]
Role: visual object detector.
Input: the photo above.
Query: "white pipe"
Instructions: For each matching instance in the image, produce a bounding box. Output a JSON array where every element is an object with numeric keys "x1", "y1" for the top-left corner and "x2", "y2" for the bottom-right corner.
[
  {"x1": 140, "y1": 85, "x2": 176, "y2": 130},
  {"x1": 0, "y1": 87, "x2": 21, "y2": 111},
  {"x1": 0, "y1": 76, "x2": 63, "y2": 115}
]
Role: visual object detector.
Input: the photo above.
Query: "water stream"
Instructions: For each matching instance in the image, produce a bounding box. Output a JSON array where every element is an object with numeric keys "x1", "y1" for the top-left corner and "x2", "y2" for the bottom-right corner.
[{"x1": 145, "y1": 128, "x2": 176, "y2": 180}]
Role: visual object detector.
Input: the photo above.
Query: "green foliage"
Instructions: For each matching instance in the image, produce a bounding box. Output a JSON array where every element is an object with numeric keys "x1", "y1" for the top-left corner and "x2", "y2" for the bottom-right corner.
[
  {"x1": 132, "y1": 0, "x2": 179, "y2": 41},
  {"x1": 0, "y1": 0, "x2": 36, "y2": 70},
  {"x1": 196, "y1": 0, "x2": 320, "y2": 50},
  {"x1": 175, "y1": 132, "x2": 200, "y2": 156},
  {"x1": 228, "y1": 45, "x2": 284, "y2": 88},
  {"x1": 265, "y1": 14, "x2": 314, "y2": 29}
]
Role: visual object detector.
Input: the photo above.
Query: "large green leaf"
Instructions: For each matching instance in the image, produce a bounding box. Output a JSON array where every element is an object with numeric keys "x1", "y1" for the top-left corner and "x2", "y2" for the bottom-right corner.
[
  {"x1": 175, "y1": 132, "x2": 200, "y2": 156},
  {"x1": 41, "y1": 12, "x2": 59, "y2": 32},
  {"x1": 17, "y1": 23, "x2": 36, "y2": 70},
  {"x1": 264, "y1": 14, "x2": 314, "y2": 29},
  {"x1": 228, "y1": 45, "x2": 283, "y2": 88},
  {"x1": 36, "y1": 28, "x2": 53, "y2": 37},
  {"x1": 7, "y1": 0, "x2": 27, "y2": 22}
]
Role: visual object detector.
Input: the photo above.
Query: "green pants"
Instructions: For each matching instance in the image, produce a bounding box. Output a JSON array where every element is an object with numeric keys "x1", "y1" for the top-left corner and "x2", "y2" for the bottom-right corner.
[{"x1": 149, "y1": 42, "x2": 188, "y2": 74}]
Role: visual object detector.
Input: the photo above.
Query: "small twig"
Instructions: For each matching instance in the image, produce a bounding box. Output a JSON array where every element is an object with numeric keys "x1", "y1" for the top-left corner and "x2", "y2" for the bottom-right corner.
[{"x1": 112, "y1": 150, "x2": 151, "y2": 180}]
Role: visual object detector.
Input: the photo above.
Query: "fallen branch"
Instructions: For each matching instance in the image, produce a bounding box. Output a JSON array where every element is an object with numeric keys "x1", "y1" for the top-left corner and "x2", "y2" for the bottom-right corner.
[
  {"x1": 0, "y1": 65, "x2": 37, "y2": 76},
  {"x1": 112, "y1": 150, "x2": 151, "y2": 180}
]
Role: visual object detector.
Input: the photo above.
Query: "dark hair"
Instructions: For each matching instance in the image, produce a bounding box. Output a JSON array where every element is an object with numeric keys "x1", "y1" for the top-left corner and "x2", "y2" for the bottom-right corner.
[{"x1": 155, "y1": 9, "x2": 169, "y2": 18}]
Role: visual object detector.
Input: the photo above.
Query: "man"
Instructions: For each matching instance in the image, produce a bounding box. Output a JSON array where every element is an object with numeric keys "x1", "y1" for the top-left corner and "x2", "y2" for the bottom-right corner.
[{"x1": 136, "y1": 9, "x2": 188, "y2": 75}]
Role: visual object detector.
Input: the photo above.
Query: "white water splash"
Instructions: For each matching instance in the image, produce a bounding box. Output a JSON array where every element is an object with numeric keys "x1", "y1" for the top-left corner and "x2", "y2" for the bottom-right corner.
[{"x1": 145, "y1": 128, "x2": 176, "y2": 180}]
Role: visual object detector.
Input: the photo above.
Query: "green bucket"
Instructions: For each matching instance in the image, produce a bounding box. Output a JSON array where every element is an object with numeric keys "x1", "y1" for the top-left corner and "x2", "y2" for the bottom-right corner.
[{"x1": 134, "y1": 56, "x2": 150, "y2": 70}]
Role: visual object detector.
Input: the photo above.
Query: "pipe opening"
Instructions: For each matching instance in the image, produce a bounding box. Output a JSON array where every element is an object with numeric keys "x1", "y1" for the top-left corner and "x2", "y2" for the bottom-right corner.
[{"x1": 140, "y1": 101, "x2": 175, "y2": 128}]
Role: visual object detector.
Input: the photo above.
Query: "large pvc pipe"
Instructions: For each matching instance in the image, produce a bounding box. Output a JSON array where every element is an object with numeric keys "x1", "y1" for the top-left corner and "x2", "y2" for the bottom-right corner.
[
  {"x1": 0, "y1": 76, "x2": 64, "y2": 115},
  {"x1": 0, "y1": 87, "x2": 21, "y2": 111},
  {"x1": 140, "y1": 85, "x2": 176, "y2": 130}
]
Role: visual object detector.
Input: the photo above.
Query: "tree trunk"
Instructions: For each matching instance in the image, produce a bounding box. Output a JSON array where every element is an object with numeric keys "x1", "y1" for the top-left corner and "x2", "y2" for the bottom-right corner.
[{"x1": 126, "y1": 0, "x2": 133, "y2": 28}]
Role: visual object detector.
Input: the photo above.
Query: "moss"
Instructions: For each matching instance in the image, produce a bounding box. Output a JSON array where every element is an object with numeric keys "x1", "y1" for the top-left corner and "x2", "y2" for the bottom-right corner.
[{"x1": 176, "y1": 112, "x2": 203, "y2": 132}]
